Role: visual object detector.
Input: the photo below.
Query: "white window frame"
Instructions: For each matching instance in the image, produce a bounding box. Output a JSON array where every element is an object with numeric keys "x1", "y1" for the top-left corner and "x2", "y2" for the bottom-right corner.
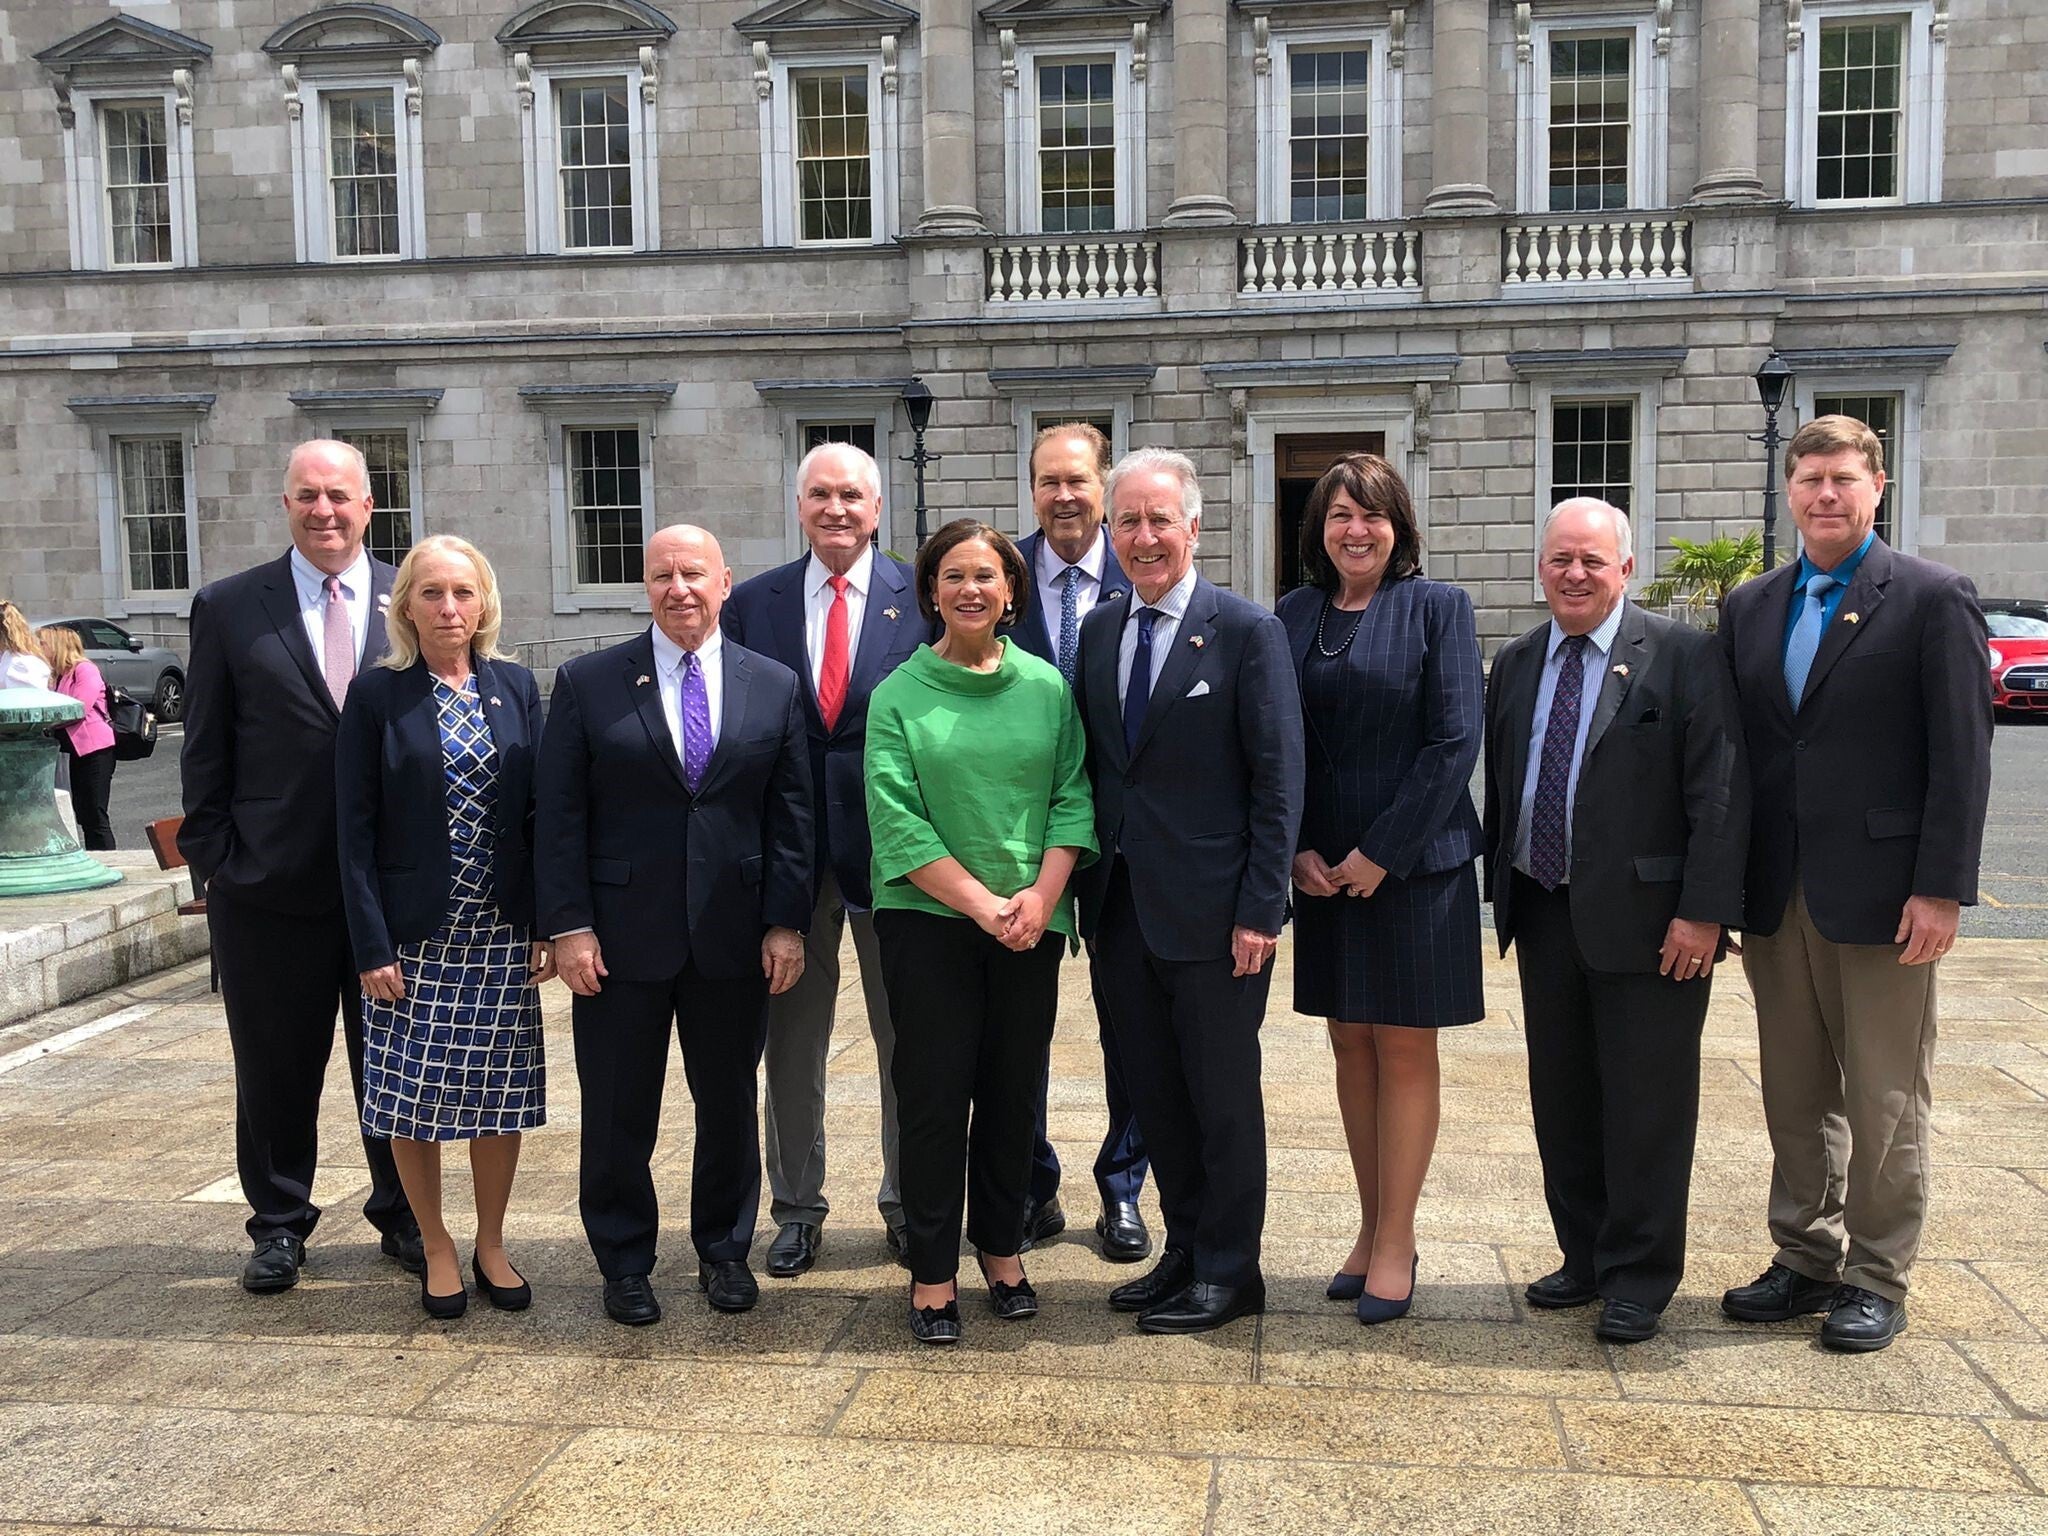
[
  {"x1": 1003, "y1": 39, "x2": 1147, "y2": 235},
  {"x1": 326, "y1": 420, "x2": 426, "y2": 563},
  {"x1": 1514, "y1": 13, "x2": 1668, "y2": 214},
  {"x1": 1792, "y1": 376, "x2": 1922, "y2": 554},
  {"x1": 1531, "y1": 379, "x2": 1661, "y2": 593},
  {"x1": 1009, "y1": 395, "x2": 1132, "y2": 540},
  {"x1": 758, "y1": 52, "x2": 898, "y2": 247},
  {"x1": 520, "y1": 63, "x2": 659, "y2": 255},
  {"x1": 61, "y1": 85, "x2": 198, "y2": 271},
  {"x1": 545, "y1": 416, "x2": 657, "y2": 613},
  {"x1": 1786, "y1": 0, "x2": 1943, "y2": 208},
  {"x1": 778, "y1": 409, "x2": 896, "y2": 558},
  {"x1": 1254, "y1": 25, "x2": 1401, "y2": 225},
  {"x1": 90, "y1": 420, "x2": 203, "y2": 617},
  {"x1": 285, "y1": 76, "x2": 425, "y2": 264}
]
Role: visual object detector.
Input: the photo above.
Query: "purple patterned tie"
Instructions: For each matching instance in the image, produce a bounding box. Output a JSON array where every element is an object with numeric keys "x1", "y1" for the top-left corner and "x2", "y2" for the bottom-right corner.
[
  {"x1": 679, "y1": 651, "x2": 712, "y2": 793},
  {"x1": 1528, "y1": 633, "x2": 1588, "y2": 891},
  {"x1": 321, "y1": 576, "x2": 353, "y2": 709}
]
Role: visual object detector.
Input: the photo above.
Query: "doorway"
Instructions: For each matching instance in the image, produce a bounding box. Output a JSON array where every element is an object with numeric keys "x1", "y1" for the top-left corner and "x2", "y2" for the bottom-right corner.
[{"x1": 1276, "y1": 431, "x2": 1386, "y2": 596}]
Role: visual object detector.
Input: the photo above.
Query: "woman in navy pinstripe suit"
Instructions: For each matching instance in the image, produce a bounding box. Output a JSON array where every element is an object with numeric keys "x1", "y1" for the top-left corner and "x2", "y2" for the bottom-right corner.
[{"x1": 1276, "y1": 454, "x2": 1485, "y2": 1325}]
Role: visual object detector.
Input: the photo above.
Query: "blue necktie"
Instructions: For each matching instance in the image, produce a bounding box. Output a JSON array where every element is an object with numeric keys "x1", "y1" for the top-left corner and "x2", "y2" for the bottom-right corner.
[
  {"x1": 1122, "y1": 608, "x2": 1159, "y2": 756},
  {"x1": 1783, "y1": 572, "x2": 1838, "y2": 710},
  {"x1": 1056, "y1": 565, "x2": 1083, "y2": 687},
  {"x1": 1528, "y1": 633, "x2": 1587, "y2": 891}
]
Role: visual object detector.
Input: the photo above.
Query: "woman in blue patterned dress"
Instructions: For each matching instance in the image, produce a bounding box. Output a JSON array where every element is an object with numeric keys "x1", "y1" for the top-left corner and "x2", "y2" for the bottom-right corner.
[{"x1": 337, "y1": 535, "x2": 551, "y2": 1319}]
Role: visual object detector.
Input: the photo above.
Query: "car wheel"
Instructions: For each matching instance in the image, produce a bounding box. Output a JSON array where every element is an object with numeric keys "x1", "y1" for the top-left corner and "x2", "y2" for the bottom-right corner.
[{"x1": 154, "y1": 671, "x2": 185, "y2": 723}]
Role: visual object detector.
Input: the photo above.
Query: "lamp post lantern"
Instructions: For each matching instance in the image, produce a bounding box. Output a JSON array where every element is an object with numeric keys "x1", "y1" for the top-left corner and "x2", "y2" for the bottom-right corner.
[
  {"x1": 1752, "y1": 350, "x2": 1795, "y2": 570},
  {"x1": 899, "y1": 376, "x2": 940, "y2": 548}
]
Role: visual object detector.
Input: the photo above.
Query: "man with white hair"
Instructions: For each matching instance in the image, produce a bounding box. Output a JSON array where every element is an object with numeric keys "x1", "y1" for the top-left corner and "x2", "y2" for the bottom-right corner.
[
  {"x1": 724, "y1": 441, "x2": 931, "y2": 1276},
  {"x1": 1481, "y1": 497, "x2": 1749, "y2": 1344},
  {"x1": 1073, "y1": 448, "x2": 1304, "y2": 1334},
  {"x1": 181, "y1": 439, "x2": 421, "y2": 1292}
]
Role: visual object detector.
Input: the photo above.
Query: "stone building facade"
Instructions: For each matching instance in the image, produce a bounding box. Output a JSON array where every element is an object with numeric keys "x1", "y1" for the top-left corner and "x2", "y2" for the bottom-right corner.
[{"x1": 1, "y1": 0, "x2": 2042, "y2": 665}]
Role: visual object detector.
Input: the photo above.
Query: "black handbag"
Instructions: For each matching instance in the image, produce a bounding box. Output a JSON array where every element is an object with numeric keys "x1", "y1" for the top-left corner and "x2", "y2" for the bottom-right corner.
[{"x1": 106, "y1": 686, "x2": 157, "y2": 761}]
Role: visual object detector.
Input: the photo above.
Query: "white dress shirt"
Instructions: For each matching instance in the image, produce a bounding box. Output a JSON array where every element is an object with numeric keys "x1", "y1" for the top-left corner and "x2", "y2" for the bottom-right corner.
[
  {"x1": 651, "y1": 623, "x2": 724, "y2": 762},
  {"x1": 0, "y1": 651, "x2": 53, "y2": 691},
  {"x1": 288, "y1": 546, "x2": 371, "y2": 667},
  {"x1": 1116, "y1": 565, "x2": 1198, "y2": 700},
  {"x1": 1034, "y1": 526, "x2": 1109, "y2": 640},
  {"x1": 802, "y1": 545, "x2": 872, "y2": 693},
  {"x1": 1513, "y1": 601, "x2": 1626, "y2": 877}
]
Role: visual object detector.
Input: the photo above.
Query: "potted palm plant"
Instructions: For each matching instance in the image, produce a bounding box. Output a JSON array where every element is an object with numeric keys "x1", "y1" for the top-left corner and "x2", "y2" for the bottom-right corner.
[{"x1": 1640, "y1": 531, "x2": 1764, "y2": 631}]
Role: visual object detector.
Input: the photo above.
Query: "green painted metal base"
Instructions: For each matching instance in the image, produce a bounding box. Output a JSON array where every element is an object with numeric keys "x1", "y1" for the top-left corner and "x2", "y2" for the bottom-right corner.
[
  {"x1": 0, "y1": 848, "x2": 123, "y2": 897},
  {"x1": 0, "y1": 685, "x2": 126, "y2": 898}
]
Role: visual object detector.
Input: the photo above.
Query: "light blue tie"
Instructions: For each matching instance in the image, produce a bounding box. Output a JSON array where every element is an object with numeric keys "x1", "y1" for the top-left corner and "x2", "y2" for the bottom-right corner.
[
  {"x1": 1783, "y1": 571, "x2": 1838, "y2": 710},
  {"x1": 1056, "y1": 565, "x2": 1082, "y2": 687}
]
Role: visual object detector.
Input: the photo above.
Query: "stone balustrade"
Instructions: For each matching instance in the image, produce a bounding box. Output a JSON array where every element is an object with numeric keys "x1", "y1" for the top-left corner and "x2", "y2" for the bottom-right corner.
[
  {"x1": 1237, "y1": 227, "x2": 1423, "y2": 298},
  {"x1": 1502, "y1": 217, "x2": 1692, "y2": 285},
  {"x1": 984, "y1": 238, "x2": 1160, "y2": 304}
]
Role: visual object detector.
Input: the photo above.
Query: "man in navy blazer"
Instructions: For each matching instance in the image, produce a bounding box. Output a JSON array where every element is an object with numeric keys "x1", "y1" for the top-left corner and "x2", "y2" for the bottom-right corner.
[
  {"x1": 1008, "y1": 422, "x2": 1151, "y2": 1263},
  {"x1": 537, "y1": 524, "x2": 814, "y2": 1325},
  {"x1": 1076, "y1": 448, "x2": 1305, "y2": 1334},
  {"x1": 723, "y1": 441, "x2": 929, "y2": 1277},
  {"x1": 179, "y1": 439, "x2": 419, "y2": 1292}
]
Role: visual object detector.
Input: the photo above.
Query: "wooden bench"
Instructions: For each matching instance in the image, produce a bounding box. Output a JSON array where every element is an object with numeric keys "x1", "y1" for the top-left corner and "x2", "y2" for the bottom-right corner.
[{"x1": 144, "y1": 816, "x2": 206, "y2": 917}]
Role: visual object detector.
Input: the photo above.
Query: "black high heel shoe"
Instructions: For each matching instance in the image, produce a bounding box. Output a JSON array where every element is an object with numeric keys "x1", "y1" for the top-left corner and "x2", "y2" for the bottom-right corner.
[
  {"x1": 472, "y1": 1252, "x2": 532, "y2": 1312},
  {"x1": 976, "y1": 1251, "x2": 1040, "y2": 1320},
  {"x1": 420, "y1": 1262, "x2": 467, "y2": 1321}
]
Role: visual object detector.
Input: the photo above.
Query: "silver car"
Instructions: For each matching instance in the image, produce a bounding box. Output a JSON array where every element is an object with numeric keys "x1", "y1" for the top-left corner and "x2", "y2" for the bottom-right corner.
[{"x1": 36, "y1": 616, "x2": 186, "y2": 722}]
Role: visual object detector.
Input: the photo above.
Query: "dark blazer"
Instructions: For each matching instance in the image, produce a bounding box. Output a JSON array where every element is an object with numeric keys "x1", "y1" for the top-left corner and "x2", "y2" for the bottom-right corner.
[
  {"x1": 335, "y1": 656, "x2": 545, "y2": 973},
  {"x1": 1276, "y1": 576, "x2": 1483, "y2": 879},
  {"x1": 1719, "y1": 538, "x2": 1993, "y2": 944},
  {"x1": 534, "y1": 629, "x2": 814, "y2": 983},
  {"x1": 1483, "y1": 600, "x2": 1751, "y2": 974},
  {"x1": 179, "y1": 551, "x2": 396, "y2": 914},
  {"x1": 723, "y1": 551, "x2": 928, "y2": 908},
  {"x1": 1073, "y1": 575, "x2": 1305, "y2": 962},
  {"x1": 1008, "y1": 528, "x2": 1130, "y2": 671}
]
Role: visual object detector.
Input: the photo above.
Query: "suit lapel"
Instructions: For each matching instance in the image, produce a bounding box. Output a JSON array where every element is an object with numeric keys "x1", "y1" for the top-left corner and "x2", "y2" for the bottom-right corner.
[
  {"x1": 473, "y1": 656, "x2": 516, "y2": 752},
  {"x1": 1744, "y1": 564, "x2": 1803, "y2": 726},
  {"x1": 1281, "y1": 592, "x2": 1339, "y2": 774},
  {"x1": 846, "y1": 553, "x2": 911, "y2": 716},
  {"x1": 1098, "y1": 536, "x2": 1130, "y2": 607},
  {"x1": 257, "y1": 555, "x2": 338, "y2": 718},
  {"x1": 1798, "y1": 541, "x2": 1893, "y2": 712},
  {"x1": 764, "y1": 559, "x2": 821, "y2": 731},
  {"x1": 1084, "y1": 593, "x2": 1130, "y2": 770},
  {"x1": 698, "y1": 644, "x2": 753, "y2": 797},
  {"x1": 1013, "y1": 532, "x2": 1055, "y2": 660},
  {"x1": 1132, "y1": 578, "x2": 1217, "y2": 763},
  {"x1": 363, "y1": 558, "x2": 396, "y2": 668},
  {"x1": 626, "y1": 632, "x2": 687, "y2": 788},
  {"x1": 1582, "y1": 602, "x2": 1648, "y2": 759},
  {"x1": 1496, "y1": 632, "x2": 1543, "y2": 845}
]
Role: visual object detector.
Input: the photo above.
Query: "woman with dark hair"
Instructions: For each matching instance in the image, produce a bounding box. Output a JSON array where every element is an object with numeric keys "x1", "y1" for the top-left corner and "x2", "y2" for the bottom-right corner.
[
  {"x1": 865, "y1": 517, "x2": 1097, "y2": 1345},
  {"x1": 1276, "y1": 453, "x2": 1485, "y2": 1325}
]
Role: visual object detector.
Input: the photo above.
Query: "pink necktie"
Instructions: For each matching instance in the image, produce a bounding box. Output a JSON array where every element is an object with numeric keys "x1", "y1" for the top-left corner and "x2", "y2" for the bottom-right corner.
[{"x1": 322, "y1": 576, "x2": 353, "y2": 708}]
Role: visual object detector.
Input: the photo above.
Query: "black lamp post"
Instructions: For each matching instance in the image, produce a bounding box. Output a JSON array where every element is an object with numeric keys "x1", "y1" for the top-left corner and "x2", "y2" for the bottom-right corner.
[
  {"x1": 899, "y1": 376, "x2": 939, "y2": 548},
  {"x1": 1752, "y1": 350, "x2": 1795, "y2": 570}
]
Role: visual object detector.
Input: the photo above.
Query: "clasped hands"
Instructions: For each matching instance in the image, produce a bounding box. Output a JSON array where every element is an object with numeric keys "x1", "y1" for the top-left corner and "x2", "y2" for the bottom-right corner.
[
  {"x1": 975, "y1": 887, "x2": 1053, "y2": 952},
  {"x1": 1292, "y1": 848, "x2": 1388, "y2": 901},
  {"x1": 360, "y1": 941, "x2": 557, "y2": 1003}
]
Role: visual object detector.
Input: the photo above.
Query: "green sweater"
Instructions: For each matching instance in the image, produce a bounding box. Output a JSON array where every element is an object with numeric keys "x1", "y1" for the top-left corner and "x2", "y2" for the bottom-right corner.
[{"x1": 865, "y1": 641, "x2": 1098, "y2": 936}]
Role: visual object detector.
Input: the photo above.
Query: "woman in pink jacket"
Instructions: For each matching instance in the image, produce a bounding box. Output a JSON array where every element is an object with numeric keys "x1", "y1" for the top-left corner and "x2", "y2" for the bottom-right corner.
[{"x1": 40, "y1": 626, "x2": 117, "y2": 850}]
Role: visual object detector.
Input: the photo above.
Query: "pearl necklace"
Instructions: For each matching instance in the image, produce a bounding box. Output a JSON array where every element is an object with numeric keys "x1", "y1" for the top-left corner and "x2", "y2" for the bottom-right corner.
[{"x1": 1314, "y1": 596, "x2": 1367, "y2": 658}]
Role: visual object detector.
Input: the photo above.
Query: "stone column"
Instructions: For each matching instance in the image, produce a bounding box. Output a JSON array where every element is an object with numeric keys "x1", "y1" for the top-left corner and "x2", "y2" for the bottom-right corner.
[
  {"x1": 916, "y1": 0, "x2": 986, "y2": 235},
  {"x1": 1163, "y1": 0, "x2": 1234, "y2": 225},
  {"x1": 1423, "y1": 0, "x2": 1497, "y2": 213},
  {"x1": 1691, "y1": 0, "x2": 1766, "y2": 203}
]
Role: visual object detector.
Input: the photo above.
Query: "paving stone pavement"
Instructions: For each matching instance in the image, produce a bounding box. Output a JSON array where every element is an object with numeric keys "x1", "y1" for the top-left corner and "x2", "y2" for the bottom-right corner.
[{"x1": 0, "y1": 937, "x2": 2046, "y2": 1535}]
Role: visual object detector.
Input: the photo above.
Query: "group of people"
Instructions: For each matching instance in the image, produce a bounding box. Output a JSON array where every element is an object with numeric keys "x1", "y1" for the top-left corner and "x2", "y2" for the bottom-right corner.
[
  {"x1": 0, "y1": 599, "x2": 120, "y2": 849},
  {"x1": 177, "y1": 410, "x2": 1990, "y2": 1354}
]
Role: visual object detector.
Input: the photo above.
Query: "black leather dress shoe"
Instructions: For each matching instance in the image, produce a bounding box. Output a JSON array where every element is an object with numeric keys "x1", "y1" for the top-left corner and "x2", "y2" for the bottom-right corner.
[
  {"x1": 766, "y1": 1222, "x2": 821, "y2": 1278},
  {"x1": 698, "y1": 1259, "x2": 760, "y2": 1313},
  {"x1": 603, "y1": 1273, "x2": 661, "y2": 1327},
  {"x1": 885, "y1": 1225, "x2": 910, "y2": 1270},
  {"x1": 1526, "y1": 1269, "x2": 1600, "y2": 1310},
  {"x1": 1138, "y1": 1278, "x2": 1266, "y2": 1335},
  {"x1": 1095, "y1": 1200, "x2": 1152, "y2": 1263},
  {"x1": 241, "y1": 1235, "x2": 305, "y2": 1294},
  {"x1": 1108, "y1": 1247, "x2": 1193, "y2": 1313},
  {"x1": 1595, "y1": 1298, "x2": 1660, "y2": 1343},
  {"x1": 1721, "y1": 1262, "x2": 1839, "y2": 1323},
  {"x1": 1821, "y1": 1286, "x2": 1907, "y2": 1352},
  {"x1": 1019, "y1": 1195, "x2": 1066, "y2": 1252},
  {"x1": 380, "y1": 1225, "x2": 426, "y2": 1277}
]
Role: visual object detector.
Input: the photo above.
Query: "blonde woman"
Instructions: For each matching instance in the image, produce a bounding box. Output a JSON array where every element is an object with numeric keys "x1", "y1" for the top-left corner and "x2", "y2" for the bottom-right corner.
[
  {"x1": 335, "y1": 536, "x2": 552, "y2": 1319},
  {"x1": 0, "y1": 600, "x2": 51, "y2": 691},
  {"x1": 40, "y1": 625, "x2": 118, "y2": 849}
]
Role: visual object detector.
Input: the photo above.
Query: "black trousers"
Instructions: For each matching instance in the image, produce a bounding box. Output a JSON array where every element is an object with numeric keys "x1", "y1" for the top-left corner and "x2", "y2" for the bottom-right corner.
[
  {"x1": 1512, "y1": 873, "x2": 1708, "y2": 1310},
  {"x1": 1092, "y1": 860, "x2": 1270, "y2": 1288},
  {"x1": 1027, "y1": 963, "x2": 1150, "y2": 1210},
  {"x1": 876, "y1": 908, "x2": 1062, "y2": 1287},
  {"x1": 573, "y1": 960, "x2": 769, "y2": 1278},
  {"x1": 207, "y1": 888, "x2": 410, "y2": 1244},
  {"x1": 64, "y1": 744, "x2": 116, "y2": 850}
]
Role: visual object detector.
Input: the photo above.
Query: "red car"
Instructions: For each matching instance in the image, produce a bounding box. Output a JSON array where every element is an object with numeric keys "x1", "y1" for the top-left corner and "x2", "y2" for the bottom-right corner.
[{"x1": 1987, "y1": 610, "x2": 2048, "y2": 714}]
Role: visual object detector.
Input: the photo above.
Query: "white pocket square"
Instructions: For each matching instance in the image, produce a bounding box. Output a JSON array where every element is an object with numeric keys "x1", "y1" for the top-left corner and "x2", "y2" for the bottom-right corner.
[{"x1": 1185, "y1": 679, "x2": 1211, "y2": 699}]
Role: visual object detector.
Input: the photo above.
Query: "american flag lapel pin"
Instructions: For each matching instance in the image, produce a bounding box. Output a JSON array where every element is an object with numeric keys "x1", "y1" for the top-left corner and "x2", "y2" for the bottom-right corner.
[
  {"x1": 884, "y1": 606, "x2": 901, "y2": 621},
  {"x1": 1613, "y1": 663, "x2": 1630, "y2": 677},
  {"x1": 1845, "y1": 612, "x2": 1861, "y2": 624},
  {"x1": 635, "y1": 674, "x2": 651, "y2": 687},
  {"x1": 1190, "y1": 635, "x2": 1205, "y2": 650}
]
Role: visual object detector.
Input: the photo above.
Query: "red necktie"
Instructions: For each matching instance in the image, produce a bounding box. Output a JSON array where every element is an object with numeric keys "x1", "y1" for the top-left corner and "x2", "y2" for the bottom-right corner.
[{"x1": 818, "y1": 574, "x2": 850, "y2": 731}]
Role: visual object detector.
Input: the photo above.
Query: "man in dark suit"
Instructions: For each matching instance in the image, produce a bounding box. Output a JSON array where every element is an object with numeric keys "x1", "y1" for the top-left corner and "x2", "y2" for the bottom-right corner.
[
  {"x1": 1483, "y1": 498, "x2": 1750, "y2": 1344},
  {"x1": 1008, "y1": 421, "x2": 1150, "y2": 1264},
  {"x1": 723, "y1": 442, "x2": 926, "y2": 1278},
  {"x1": 179, "y1": 438, "x2": 420, "y2": 1292},
  {"x1": 1717, "y1": 415, "x2": 1993, "y2": 1353},
  {"x1": 538, "y1": 523, "x2": 814, "y2": 1325},
  {"x1": 1075, "y1": 448, "x2": 1304, "y2": 1334}
]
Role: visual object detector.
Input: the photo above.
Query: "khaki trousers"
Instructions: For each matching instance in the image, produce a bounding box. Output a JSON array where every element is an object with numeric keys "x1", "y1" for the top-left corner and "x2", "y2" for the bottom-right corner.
[{"x1": 1741, "y1": 884, "x2": 1938, "y2": 1302}]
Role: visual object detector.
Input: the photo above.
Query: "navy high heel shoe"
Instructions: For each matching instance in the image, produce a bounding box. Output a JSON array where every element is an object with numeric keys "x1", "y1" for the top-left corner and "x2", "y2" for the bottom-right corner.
[
  {"x1": 1326, "y1": 1270, "x2": 1367, "y2": 1301},
  {"x1": 1356, "y1": 1255, "x2": 1418, "y2": 1325}
]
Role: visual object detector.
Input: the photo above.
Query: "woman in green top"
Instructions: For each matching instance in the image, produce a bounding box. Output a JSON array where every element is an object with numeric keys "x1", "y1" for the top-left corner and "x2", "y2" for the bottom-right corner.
[{"x1": 866, "y1": 518, "x2": 1098, "y2": 1345}]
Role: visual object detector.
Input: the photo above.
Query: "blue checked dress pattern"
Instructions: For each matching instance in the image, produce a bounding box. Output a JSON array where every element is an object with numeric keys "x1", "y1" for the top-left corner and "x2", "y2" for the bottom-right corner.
[
  {"x1": 362, "y1": 677, "x2": 546, "y2": 1142},
  {"x1": 1527, "y1": 633, "x2": 1587, "y2": 891}
]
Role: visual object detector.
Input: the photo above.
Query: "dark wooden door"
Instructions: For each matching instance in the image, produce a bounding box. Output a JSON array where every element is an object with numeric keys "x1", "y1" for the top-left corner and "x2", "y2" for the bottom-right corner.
[{"x1": 1277, "y1": 431, "x2": 1387, "y2": 596}]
